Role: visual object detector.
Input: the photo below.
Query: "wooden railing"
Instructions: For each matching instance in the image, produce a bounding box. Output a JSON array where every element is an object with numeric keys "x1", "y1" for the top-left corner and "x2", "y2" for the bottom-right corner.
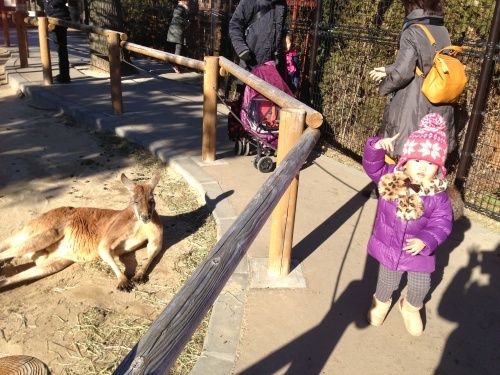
[{"x1": 13, "y1": 16, "x2": 323, "y2": 374}]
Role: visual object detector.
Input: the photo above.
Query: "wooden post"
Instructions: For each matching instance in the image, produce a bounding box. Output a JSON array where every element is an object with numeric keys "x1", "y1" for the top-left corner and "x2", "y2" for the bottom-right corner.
[
  {"x1": 38, "y1": 17, "x2": 52, "y2": 85},
  {"x1": 202, "y1": 56, "x2": 219, "y2": 162},
  {"x1": 1, "y1": 11, "x2": 10, "y2": 47},
  {"x1": 108, "y1": 32, "x2": 123, "y2": 114},
  {"x1": 267, "y1": 108, "x2": 306, "y2": 277},
  {"x1": 15, "y1": 11, "x2": 28, "y2": 67}
]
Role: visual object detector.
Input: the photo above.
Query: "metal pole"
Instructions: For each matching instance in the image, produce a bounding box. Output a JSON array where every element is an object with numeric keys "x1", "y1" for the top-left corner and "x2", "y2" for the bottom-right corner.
[
  {"x1": 307, "y1": 0, "x2": 322, "y2": 105},
  {"x1": 454, "y1": 0, "x2": 500, "y2": 191}
]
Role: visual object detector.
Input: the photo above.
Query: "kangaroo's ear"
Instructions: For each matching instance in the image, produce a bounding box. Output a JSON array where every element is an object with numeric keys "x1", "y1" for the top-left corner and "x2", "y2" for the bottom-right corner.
[
  {"x1": 150, "y1": 171, "x2": 161, "y2": 189},
  {"x1": 121, "y1": 173, "x2": 136, "y2": 191}
]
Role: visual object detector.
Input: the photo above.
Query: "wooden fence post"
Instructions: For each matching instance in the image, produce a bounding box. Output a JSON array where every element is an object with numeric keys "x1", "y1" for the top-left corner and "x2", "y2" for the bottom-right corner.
[
  {"x1": 267, "y1": 108, "x2": 306, "y2": 277},
  {"x1": 1, "y1": 10, "x2": 10, "y2": 47},
  {"x1": 15, "y1": 11, "x2": 28, "y2": 67},
  {"x1": 108, "y1": 32, "x2": 123, "y2": 114},
  {"x1": 38, "y1": 17, "x2": 52, "y2": 85},
  {"x1": 202, "y1": 56, "x2": 219, "y2": 162}
]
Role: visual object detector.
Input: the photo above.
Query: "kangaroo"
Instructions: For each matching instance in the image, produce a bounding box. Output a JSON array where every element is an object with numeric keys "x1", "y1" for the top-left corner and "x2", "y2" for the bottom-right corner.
[{"x1": 0, "y1": 172, "x2": 163, "y2": 292}]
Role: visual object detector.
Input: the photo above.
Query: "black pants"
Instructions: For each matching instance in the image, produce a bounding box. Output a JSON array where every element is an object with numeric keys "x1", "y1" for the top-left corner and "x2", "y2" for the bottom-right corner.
[{"x1": 53, "y1": 25, "x2": 69, "y2": 78}]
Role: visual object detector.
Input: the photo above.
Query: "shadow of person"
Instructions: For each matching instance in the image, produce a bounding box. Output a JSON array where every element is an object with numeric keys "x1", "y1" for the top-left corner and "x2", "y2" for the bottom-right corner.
[
  {"x1": 427, "y1": 216, "x2": 472, "y2": 304},
  {"x1": 239, "y1": 254, "x2": 379, "y2": 375},
  {"x1": 239, "y1": 185, "x2": 379, "y2": 374},
  {"x1": 434, "y1": 244, "x2": 500, "y2": 375}
]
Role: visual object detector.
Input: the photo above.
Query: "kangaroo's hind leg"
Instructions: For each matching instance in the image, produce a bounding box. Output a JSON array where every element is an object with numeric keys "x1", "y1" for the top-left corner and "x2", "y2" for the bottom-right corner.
[
  {"x1": 0, "y1": 228, "x2": 66, "y2": 261},
  {"x1": 0, "y1": 208, "x2": 72, "y2": 260},
  {"x1": 0, "y1": 257, "x2": 74, "y2": 291}
]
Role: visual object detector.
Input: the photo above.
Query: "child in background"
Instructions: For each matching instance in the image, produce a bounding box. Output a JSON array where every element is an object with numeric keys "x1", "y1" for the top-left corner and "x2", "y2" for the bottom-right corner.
[
  {"x1": 362, "y1": 113, "x2": 454, "y2": 336},
  {"x1": 282, "y1": 33, "x2": 300, "y2": 94}
]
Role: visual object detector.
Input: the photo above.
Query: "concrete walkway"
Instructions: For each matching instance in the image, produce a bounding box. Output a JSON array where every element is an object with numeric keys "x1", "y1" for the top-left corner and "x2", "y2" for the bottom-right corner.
[{"x1": 1, "y1": 28, "x2": 499, "y2": 375}]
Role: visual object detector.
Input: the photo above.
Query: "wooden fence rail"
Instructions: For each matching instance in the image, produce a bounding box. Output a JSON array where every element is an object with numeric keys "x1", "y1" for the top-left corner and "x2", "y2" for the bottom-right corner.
[{"x1": 113, "y1": 125, "x2": 320, "y2": 374}]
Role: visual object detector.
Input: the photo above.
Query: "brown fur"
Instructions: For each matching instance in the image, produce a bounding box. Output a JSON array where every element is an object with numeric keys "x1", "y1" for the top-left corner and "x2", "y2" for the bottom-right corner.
[
  {"x1": 446, "y1": 184, "x2": 465, "y2": 221},
  {"x1": 0, "y1": 172, "x2": 163, "y2": 292},
  {"x1": 378, "y1": 171, "x2": 447, "y2": 220}
]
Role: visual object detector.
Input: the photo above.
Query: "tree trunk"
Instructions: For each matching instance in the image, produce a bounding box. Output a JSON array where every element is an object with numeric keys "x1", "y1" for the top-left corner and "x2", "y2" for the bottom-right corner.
[{"x1": 87, "y1": 0, "x2": 136, "y2": 75}]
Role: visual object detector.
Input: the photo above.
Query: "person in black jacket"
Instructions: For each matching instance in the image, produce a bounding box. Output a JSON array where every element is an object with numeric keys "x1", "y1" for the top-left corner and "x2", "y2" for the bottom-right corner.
[
  {"x1": 229, "y1": 0, "x2": 287, "y2": 96},
  {"x1": 41, "y1": 0, "x2": 71, "y2": 83},
  {"x1": 166, "y1": 0, "x2": 190, "y2": 74}
]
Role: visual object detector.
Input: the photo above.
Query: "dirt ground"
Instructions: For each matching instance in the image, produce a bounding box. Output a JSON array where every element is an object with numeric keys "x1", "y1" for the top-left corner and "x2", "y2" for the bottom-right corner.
[{"x1": 0, "y1": 77, "x2": 216, "y2": 374}]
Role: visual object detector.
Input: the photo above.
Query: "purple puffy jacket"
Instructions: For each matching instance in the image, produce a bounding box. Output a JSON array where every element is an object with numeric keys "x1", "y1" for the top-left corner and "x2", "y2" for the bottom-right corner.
[{"x1": 362, "y1": 137, "x2": 453, "y2": 273}]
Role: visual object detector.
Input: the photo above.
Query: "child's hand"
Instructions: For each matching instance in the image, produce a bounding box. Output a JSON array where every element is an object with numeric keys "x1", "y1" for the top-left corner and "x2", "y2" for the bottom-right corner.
[
  {"x1": 374, "y1": 133, "x2": 399, "y2": 152},
  {"x1": 369, "y1": 67, "x2": 387, "y2": 82},
  {"x1": 403, "y1": 238, "x2": 426, "y2": 256}
]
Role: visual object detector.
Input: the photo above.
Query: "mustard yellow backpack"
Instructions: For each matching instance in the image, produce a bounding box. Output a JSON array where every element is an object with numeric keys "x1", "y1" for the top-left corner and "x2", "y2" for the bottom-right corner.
[{"x1": 414, "y1": 24, "x2": 467, "y2": 104}]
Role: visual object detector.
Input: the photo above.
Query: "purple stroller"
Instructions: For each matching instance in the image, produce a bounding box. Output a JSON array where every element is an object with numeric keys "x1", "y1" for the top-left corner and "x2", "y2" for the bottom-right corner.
[{"x1": 235, "y1": 61, "x2": 293, "y2": 173}]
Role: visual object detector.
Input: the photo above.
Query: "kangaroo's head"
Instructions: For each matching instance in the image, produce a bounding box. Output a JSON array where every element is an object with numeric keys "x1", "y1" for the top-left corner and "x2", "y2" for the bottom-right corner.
[{"x1": 121, "y1": 171, "x2": 161, "y2": 223}]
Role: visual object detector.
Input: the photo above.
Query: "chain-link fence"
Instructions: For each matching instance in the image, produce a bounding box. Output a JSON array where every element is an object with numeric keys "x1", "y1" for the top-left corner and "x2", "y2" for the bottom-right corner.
[{"x1": 118, "y1": 0, "x2": 499, "y2": 220}]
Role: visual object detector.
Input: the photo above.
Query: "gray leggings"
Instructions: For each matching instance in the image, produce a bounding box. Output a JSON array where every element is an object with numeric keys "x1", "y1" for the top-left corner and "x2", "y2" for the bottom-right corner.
[{"x1": 374, "y1": 264, "x2": 431, "y2": 307}]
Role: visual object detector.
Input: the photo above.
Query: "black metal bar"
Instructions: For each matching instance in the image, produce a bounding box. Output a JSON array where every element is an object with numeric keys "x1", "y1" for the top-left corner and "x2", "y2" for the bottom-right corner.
[
  {"x1": 455, "y1": 0, "x2": 500, "y2": 191},
  {"x1": 307, "y1": 0, "x2": 322, "y2": 104}
]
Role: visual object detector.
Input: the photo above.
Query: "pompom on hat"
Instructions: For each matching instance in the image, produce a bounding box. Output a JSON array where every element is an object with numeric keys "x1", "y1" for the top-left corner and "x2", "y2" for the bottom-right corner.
[{"x1": 395, "y1": 113, "x2": 448, "y2": 177}]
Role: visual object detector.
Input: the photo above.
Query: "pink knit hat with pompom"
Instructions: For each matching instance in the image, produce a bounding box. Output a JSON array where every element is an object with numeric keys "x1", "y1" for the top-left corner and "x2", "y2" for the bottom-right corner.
[{"x1": 395, "y1": 113, "x2": 448, "y2": 177}]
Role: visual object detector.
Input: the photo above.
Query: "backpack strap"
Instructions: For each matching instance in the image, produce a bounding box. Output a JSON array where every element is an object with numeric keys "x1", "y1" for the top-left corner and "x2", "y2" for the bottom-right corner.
[
  {"x1": 249, "y1": 5, "x2": 273, "y2": 26},
  {"x1": 413, "y1": 24, "x2": 437, "y2": 78}
]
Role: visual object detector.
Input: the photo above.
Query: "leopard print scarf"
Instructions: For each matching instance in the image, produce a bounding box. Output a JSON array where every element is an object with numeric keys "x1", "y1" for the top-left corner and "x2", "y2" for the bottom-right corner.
[{"x1": 378, "y1": 171, "x2": 448, "y2": 220}]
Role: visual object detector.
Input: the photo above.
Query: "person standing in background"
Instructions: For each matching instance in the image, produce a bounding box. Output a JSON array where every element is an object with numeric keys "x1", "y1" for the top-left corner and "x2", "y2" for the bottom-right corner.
[
  {"x1": 41, "y1": 0, "x2": 71, "y2": 83},
  {"x1": 369, "y1": 0, "x2": 457, "y2": 162},
  {"x1": 167, "y1": 0, "x2": 190, "y2": 74},
  {"x1": 229, "y1": 0, "x2": 287, "y2": 97}
]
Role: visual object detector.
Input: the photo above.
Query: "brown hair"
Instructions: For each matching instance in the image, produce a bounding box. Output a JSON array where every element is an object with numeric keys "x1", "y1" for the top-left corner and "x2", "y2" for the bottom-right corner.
[{"x1": 403, "y1": 0, "x2": 444, "y2": 16}]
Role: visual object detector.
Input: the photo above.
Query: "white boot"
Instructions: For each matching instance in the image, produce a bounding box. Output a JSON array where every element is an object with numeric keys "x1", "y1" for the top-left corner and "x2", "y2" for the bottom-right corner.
[
  {"x1": 399, "y1": 297, "x2": 423, "y2": 336},
  {"x1": 367, "y1": 295, "x2": 391, "y2": 326}
]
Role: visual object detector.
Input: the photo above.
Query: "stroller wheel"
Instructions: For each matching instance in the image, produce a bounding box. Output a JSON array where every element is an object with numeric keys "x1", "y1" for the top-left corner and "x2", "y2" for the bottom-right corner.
[
  {"x1": 234, "y1": 140, "x2": 243, "y2": 155},
  {"x1": 253, "y1": 155, "x2": 259, "y2": 169},
  {"x1": 257, "y1": 156, "x2": 275, "y2": 173},
  {"x1": 244, "y1": 141, "x2": 251, "y2": 156}
]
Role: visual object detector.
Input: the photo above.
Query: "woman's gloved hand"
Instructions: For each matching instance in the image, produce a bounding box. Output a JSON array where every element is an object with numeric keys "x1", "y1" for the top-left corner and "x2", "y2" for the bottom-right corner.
[{"x1": 369, "y1": 67, "x2": 387, "y2": 82}]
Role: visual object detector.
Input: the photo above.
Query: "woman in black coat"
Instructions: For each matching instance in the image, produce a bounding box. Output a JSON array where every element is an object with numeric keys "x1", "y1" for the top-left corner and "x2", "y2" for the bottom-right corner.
[
  {"x1": 229, "y1": 0, "x2": 287, "y2": 96},
  {"x1": 369, "y1": 0, "x2": 456, "y2": 161},
  {"x1": 167, "y1": 0, "x2": 190, "y2": 73}
]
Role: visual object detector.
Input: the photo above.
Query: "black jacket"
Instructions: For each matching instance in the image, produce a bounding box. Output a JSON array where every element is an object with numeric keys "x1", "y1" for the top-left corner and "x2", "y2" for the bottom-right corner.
[
  {"x1": 41, "y1": 0, "x2": 70, "y2": 19},
  {"x1": 229, "y1": 0, "x2": 287, "y2": 65}
]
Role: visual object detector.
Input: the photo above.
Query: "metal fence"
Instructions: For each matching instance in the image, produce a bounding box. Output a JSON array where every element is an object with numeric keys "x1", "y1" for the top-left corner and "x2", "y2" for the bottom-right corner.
[{"x1": 120, "y1": 0, "x2": 499, "y2": 221}]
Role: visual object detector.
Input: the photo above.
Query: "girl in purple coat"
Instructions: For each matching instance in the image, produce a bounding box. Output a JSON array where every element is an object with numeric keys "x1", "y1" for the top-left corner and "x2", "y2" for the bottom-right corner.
[{"x1": 362, "y1": 113, "x2": 453, "y2": 336}]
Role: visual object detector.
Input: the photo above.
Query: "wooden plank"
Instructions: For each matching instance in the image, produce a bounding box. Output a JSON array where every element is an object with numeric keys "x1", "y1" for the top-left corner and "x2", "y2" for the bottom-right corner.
[
  {"x1": 120, "y1": 41, "x2": 205, "y2": 72},
  {"x1": 202, "y1": 56, "x2": 219, "y2": 161},
  {"x1": 37, "y1": 17, "x2": 52, "y2": 85},
  {"x1": 108, "y1": 32, "x2": 123, "y2": 115},
  {"x1": 268, "y1": 109, "x2": 306, "y2": 277}
]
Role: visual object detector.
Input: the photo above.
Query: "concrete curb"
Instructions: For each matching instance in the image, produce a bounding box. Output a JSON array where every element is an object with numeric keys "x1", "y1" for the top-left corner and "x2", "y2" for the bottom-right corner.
[
  {"x1": 4, "y1": 58, "x2": 247, "y2": 374},
  {"x1": 0, "y1": 48, "x2": 11, "y2": 58}
]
